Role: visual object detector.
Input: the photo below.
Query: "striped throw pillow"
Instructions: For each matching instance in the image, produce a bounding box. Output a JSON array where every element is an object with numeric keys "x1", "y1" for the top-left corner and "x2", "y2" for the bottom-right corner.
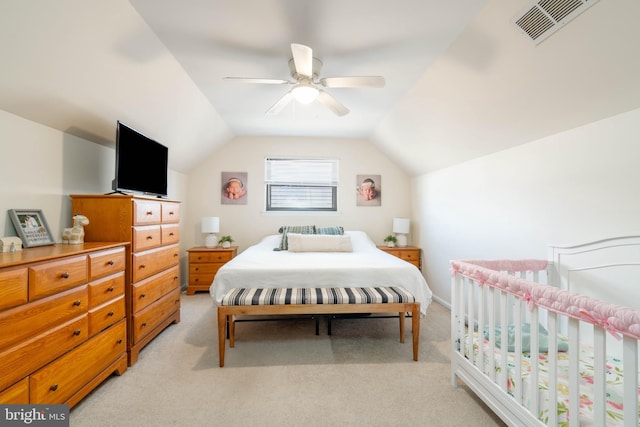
[
  {"x1": 277, "y1": 225, "x2": 316, "y2": 250},
  {"x1": 316, "y1": 226, "x2": 344, "y2": 235}
]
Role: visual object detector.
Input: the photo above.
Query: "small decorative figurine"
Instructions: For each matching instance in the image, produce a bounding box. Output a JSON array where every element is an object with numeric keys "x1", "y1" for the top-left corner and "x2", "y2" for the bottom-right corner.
[{"x1": 62, "y1": 214, "x2": 89, "y2": 244}]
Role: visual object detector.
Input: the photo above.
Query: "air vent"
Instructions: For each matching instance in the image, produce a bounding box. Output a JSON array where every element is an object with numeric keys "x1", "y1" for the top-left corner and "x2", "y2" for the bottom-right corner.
[{"x1": 513, "y1": 0, "x2": 599, "y2": 44}]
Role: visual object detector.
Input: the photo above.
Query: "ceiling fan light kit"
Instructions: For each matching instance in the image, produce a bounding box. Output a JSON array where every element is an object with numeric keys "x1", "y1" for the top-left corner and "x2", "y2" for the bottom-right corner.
[
  {"x1": 292, "y1": 83, "x2": 319, "y2": 104},
  {"x1": 225, "y1": 43, "x2": 385, "y2": 116}
]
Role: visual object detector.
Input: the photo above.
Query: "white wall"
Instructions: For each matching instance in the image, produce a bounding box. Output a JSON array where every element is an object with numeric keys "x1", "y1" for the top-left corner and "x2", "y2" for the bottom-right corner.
[
  {"x1": 0, "y1": 110, "x2": 189, "y2": 281},
  {"x1": 184, "y1": 135, "x2": 413, "y2": 251},
  {"x1": 415, "y1": 108, "x2": 640, "y2": 306}
]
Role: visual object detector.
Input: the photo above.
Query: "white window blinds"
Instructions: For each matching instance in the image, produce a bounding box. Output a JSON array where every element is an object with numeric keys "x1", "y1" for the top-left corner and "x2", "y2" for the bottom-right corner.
[{"x1": 265, "y1": 158, "x2": 338, "y2": 211}]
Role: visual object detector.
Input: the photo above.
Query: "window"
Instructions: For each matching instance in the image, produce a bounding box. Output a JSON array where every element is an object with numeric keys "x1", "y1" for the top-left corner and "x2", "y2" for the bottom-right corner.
[{"x1": 265, "y1": 157, "x2": 338, "y2": 212}]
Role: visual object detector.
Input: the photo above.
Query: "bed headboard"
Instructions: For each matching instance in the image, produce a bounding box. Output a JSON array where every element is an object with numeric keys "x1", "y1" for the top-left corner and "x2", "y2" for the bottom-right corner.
[{"x1": 548, "y1": 235, "x2": 640, "y2": 311}]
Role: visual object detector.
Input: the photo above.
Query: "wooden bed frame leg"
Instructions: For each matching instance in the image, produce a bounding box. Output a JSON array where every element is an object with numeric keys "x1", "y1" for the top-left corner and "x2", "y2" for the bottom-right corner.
[
  {"x1": 399, "y1": 312, "x2": 405, "y2": 343},
  {"x1": 412, "y1": 303, "x2": 420, "y2": 361},
  {"x1": 217, "y1": 307, "x2": 226, "y2": 367}
]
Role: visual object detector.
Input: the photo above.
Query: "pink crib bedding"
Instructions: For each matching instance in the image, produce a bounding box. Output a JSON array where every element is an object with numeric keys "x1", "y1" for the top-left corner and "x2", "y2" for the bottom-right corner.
[{"x1": 465, "y1": 332, "x2": 640, "y2": 426}]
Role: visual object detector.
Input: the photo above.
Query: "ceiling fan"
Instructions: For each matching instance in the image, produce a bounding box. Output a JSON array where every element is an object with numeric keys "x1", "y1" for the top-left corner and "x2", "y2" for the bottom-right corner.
[{"x1": 224, "y1": 43, "x2": 385, "y2": 117}]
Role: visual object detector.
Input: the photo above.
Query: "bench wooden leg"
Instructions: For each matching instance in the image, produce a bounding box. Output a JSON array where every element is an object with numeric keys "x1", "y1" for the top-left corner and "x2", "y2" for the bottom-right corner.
[
  {"x1": 229, "y1": 314, "x2": 235, "y2": 347},
  {"x1": 399, "y1": 312, "x2": 405, "y2": 343},
  {"x1": 412, "y1": 303, "x2": 420, "y2": 361},
  {"x1": 217, "y1": 307, "x2": 226, "y2": 367}
]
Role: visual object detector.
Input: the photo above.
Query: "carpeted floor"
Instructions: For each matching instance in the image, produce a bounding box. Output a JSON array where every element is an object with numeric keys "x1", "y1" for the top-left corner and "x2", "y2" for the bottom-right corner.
[{"x1": 69, "y1": 293, "x2": 504, "y2": 426}]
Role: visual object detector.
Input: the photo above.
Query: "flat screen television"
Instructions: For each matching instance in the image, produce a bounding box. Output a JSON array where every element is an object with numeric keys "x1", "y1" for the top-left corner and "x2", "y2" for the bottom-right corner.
[{"x1": 112, "y1": 121, "x2": 168, "y2": 198}]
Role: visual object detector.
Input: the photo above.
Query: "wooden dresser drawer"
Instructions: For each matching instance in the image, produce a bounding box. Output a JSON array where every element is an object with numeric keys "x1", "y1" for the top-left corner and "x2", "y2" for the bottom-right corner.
[
  {"x1": 132, "y1": 225, "x2": 162, "y2": 252},
  {"x1": 189, "y1": 251, "x2": 234, "y2": 263},
  {"x1": 29, "y1": 319, "x2": 126, "y2": 404},
  {"x1": 161, "y1": 202, "x2": 180, "y2": 223},
  {"x1": 29, "y1": 255, "x2": 88, "y2": 300},
  {"x1": 132, "y1": 266, "x2": 179, "y2": 313},
  {"x1": 132, "y1": 288, "x2": 180, "y2": 343},
  {"x1": 132, "y1": 244, "x2": 179, "y2": 282},
  {"x1": 0, "y1": 267, "x2": 28, "y2": 310},
  {"x1": 161, "y1": 223, "x2": 180, "y2": 245},
  {"x1": 89, "y1": 295, "x2": 125, "y2": 337},
  {"x1": 0, "y1": 285, "x2": 88, "y2": 350},
  {"x1": 0, "y1": 315, "x2": 88, "y2": 392},
  {"x1": 88, "y1": 272, "x2": 125, "y2": 309},
  {"x1": 133, "y1": 200, "x2": 161, "y2": 225},
  {"x1": 89, "y1": 247, "x2": 126, "y2": 280},
  {"x1": 397, "y1": 249, "x2": 420, "y2": 262},
  {"x1": 0, "y1": 378, "x2": 29, "y2": 403}
]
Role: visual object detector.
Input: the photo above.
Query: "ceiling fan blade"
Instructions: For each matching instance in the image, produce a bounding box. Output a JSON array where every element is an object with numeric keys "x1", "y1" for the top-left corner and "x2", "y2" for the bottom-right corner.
[
  {"x1": 291, "y1": 43, "x2": 313, "y2": 78},
  {"x1": 265, "y1": 91, "x2": 294, "y2": 115},
  {"x1": 224, "y1": 77, "x2": 290, "y2": 85},
  {"x1": 317, "y1": 91, "x2": 349, "y2": 116},
  {"x1": 320, "y1": 76, "x2": 385, "y2": 88}
]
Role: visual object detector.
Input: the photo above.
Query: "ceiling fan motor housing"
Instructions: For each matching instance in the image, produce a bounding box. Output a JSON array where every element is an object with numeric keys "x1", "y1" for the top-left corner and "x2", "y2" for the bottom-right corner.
[{"x1": 288, "y1": 57, "x2": 323, "y2": 81}]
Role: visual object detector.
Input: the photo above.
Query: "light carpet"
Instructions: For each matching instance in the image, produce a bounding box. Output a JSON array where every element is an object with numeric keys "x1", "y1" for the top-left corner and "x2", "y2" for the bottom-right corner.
[{"x1": 70, "y1": 293, "x2": 504, "y2": 427}]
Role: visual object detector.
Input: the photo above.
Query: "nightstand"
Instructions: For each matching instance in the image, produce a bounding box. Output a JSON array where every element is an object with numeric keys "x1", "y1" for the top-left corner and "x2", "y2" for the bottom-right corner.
[
  {"x1": 187, "y1": 246, "x2": 237, "y2": 295},
  {"x1": 377, "y1": 246, "x2": 422, "y2": 271}
]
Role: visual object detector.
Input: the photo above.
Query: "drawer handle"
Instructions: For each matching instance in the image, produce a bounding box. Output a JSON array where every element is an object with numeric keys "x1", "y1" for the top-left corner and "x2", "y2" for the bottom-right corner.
[
  {"x1": 140, "y1": 264, "x2": 146, "y2": 269},
  {"x1": 140, "y1": 293, "x2": 146, "y2": 299},
  {"x1": 50, "y1": 384, "x2": 59, "y2": 392},
  {"x1": 73, "y1": 330, "x2": 81, "y2": 336},
  {"x1": 174, "y1": 276, "x2": 178, "y2": 281},
  {"x1": 107, "y1": 286, "x2": 114, "y2": 292},
  {"x1": 197, "y1": 256, "x2": 202, "y2": 260},
  {"x1": 141, "y1": 322, "x2": 147, "y2": 328},
  {"x1": 195, "y1": 267, "x2": 199, "y2": 271},
  {"x1": 169, "y1": 232, "x2": 175, "y2": 236},
  {"x1": 61, "y1": 272, "x2": 70, "y2": 279},
  {"x1": 195, "y1": 278, "x2": 199, "y2": 282},
  {"x1": 175, "y1": 299, "x2": 180, "y2": 304},
  {"x1": 107, "y1": 311, "x2": 114, "y2": 317},
  {"x1": 117, "y1": 339, "x2": 123, "y2": 344},
  {"x1": 107, "y1": 260, "x2": 115, "y2": 265},
  {"x1": 217, "y1": 256, "x2": 223, "y2": 260},
  {"x1": 169, "y1": 211, "x2": 175, "y2": 215},
  {"x1": 146, "y1": 236, "x2": 153, "y2": 240},
  {"x1": 146, "y1": 211, "x2": 153, "y2": 215},
  {"x1": 173, "y1": 253, "x2": 179, "y2": 257},
  {"x1": 73, "y1": 300, "x2": 82, "y2": 306}
]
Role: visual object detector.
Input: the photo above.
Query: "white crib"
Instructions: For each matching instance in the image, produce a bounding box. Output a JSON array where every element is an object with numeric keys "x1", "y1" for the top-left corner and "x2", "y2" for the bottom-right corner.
[{"x1": 451, "y1": 236, "x2": 640, "y2": 426}]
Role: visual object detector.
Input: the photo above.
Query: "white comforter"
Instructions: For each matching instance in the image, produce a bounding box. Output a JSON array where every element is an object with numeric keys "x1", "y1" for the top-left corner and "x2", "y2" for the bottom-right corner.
[{"x1": 210, "y1": 231, "x2": 432, "y2": 315}]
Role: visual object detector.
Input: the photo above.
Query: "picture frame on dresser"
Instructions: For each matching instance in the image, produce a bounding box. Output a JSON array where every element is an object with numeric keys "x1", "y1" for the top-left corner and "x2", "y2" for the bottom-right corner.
[{"x1": 8, "y1": 209, "x2": 55, "y2": 248}]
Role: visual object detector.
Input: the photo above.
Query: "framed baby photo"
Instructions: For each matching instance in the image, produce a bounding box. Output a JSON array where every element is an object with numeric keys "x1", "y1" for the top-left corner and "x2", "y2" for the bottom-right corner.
[
  {"x1": 221, "y1": 172, "x2": 248, "y2": 205},
  {"x1": 356, "y1": 174, "x2": 381, "y2": 206},
  {"x1": 8, "y1": 209, "x2": 55, "y2": 248}
]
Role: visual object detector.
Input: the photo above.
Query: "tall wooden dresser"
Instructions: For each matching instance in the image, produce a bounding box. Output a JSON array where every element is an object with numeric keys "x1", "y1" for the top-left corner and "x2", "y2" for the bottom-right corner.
[
  {"x1": 0, "y1": 243, "x2": 128, "y2": 407},
  {"x1": 70, "y1": 194, "x2": 181, "y2": 365}
]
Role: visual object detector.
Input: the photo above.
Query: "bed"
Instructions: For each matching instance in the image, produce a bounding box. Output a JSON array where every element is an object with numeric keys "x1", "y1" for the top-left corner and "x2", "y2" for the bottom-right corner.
[
  {"x1": 451, "y1": 236, "x2": 640, "y2": 426},
  {"x1": 210, "y1": 230, "x2": 432, "y2": 316}
]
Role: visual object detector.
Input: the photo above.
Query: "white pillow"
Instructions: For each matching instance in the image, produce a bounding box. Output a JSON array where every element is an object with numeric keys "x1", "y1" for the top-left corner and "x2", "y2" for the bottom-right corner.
[{"x1": 287, "y1": 233, "x2": 353, "y2": 252}]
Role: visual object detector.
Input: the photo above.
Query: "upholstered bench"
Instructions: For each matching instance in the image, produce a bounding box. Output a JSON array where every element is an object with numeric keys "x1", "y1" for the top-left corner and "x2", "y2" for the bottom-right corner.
[{"x1": 217, "y1": 286, "x2": 420, "y2": 367}]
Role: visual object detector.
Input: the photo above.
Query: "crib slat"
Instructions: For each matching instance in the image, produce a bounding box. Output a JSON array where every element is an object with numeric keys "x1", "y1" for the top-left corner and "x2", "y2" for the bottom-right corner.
[
  {"x1": 477, "y1": 284, "x2": 485, "y2": 374},
  {"x1": 568, "y1": 318, "x2": 580, "y2": 427},
  {"x1": 529, "y1": 307, "x2": 540, "y2": 418},
  {"x1": 499, "y1": 291, "x2": 508, "y2": 392},
  {"x1": 547, "y1": 312, "x2": 558, "y2": 427},
  {"x1": 513, "y1": 298, "x2": 523, "y2": 403},
  {"x1": 622, "y1": 336, "x2": 638, "y2": 427},
  {"x1": 467, "y1": 279, "x2": 475, "y2": 365},
  {"x1": 487, "y1": 287, "x2": 496, "y2": 381},
  {"x1": 593, "y1": 327, "x2": 606, "y2": 426}
]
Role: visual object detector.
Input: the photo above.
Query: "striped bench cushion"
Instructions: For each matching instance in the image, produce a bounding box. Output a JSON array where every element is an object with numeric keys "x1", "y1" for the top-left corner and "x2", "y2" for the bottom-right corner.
[{"x1": 221, "y1": 287, "x2": 415, "y2": 306}]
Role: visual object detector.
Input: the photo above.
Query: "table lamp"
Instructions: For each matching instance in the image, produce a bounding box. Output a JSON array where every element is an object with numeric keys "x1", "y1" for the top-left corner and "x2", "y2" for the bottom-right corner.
[
  {"x1": 202, "y1": 217, "x2": 220, "y2": 248},
  {"x1": 393, "y1": 218, "x2": 410, "y2": 247}
]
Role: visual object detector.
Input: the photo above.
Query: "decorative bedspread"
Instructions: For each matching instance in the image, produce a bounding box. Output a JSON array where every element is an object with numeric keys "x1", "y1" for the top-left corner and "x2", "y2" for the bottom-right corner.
[
  {"x1": 210, "y1": 231, "x2": 432, "y2": 316},
  {"x1": 465, "y1": 332, "x2": 640, "y2": 426}
]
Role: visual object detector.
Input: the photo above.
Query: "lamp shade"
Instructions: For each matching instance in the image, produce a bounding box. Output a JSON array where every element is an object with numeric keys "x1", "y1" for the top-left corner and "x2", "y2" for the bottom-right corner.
[
  {"x1": 201, "y1": 217, "x2": 220, "y2": 234},
  {"x1": 392, "y1": 218, "x2": 410, "y2": 234}
]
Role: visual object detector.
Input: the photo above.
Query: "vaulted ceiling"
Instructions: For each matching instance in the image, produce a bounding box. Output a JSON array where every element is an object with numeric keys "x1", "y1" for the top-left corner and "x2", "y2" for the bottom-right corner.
[{"x1": 0, "y1": 0, "x2": 638, "y2": 175}]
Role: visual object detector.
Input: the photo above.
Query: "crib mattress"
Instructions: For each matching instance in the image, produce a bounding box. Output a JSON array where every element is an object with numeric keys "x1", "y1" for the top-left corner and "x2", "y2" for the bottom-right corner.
[{"x1": 464, "y1": 332, "x2": 639, "y2": 426}]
